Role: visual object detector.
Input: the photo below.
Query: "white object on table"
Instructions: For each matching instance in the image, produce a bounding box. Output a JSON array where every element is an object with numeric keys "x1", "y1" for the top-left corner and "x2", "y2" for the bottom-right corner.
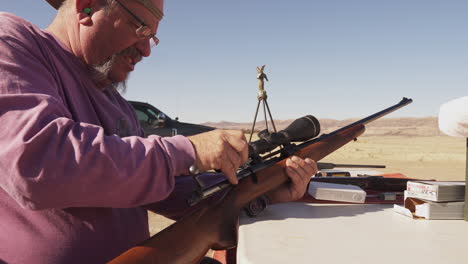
[
  {"x1": 439, "y1": 96, "x2": 468, "y2": 138},
  {"x1": 308, "y1": 181, "x2": 366, "y2": 203}
]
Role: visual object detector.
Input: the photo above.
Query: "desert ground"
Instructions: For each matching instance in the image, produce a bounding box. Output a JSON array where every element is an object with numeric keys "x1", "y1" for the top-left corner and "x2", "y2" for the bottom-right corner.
[
  {"x1": 322, "y1": 135, "x2": 466, "y2": 181},
  {"x1": 148, "y1": 130, "x2": 467, "y2": 235}
]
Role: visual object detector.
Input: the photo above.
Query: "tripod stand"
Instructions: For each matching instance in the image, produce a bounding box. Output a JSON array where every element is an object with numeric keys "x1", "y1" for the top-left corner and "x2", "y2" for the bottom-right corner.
[{"x1": 248, "y1": 65, "x2": 278, "y2": 143}]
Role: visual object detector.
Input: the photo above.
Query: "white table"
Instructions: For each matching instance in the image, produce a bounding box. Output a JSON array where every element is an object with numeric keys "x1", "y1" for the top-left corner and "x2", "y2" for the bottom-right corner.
[{"x1": 238, "y1": 203, "x2": 468, "y2": 264}]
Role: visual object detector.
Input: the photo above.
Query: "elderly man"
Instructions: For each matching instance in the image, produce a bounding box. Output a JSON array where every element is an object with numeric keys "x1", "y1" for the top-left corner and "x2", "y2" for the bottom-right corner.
[{"x1": 0, "y1": 0, "x2": 317, "y2": 263}]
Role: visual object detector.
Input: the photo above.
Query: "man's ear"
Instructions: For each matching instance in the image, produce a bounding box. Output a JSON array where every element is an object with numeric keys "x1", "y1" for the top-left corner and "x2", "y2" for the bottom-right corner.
[{"x1": 76, "y1": 0, "x2": 98, "y2": 25}]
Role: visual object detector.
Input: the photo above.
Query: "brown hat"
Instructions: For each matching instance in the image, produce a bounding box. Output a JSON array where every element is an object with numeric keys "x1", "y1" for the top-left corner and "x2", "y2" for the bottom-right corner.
[
  {"x1": 45, "y1": 0, "x2": 164, "y2": 19},
  {"x1": 46, "y1": 0, "x2": 64, "y2": 9}
]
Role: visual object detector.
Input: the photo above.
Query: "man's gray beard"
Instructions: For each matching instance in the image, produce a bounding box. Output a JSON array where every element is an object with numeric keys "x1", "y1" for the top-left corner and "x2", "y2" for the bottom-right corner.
[{"x1": 91, "y1": 55, "x2": 127, "y2": 93}]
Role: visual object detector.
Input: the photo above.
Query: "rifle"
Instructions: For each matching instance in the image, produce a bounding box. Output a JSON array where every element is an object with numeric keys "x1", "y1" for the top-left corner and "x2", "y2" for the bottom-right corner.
[
  {"x1": 311, "y1": 176, "x2": 410, "y2": 192},
  {"x1": 108, "y1": 97, "x2": 412, "y2": 264}
]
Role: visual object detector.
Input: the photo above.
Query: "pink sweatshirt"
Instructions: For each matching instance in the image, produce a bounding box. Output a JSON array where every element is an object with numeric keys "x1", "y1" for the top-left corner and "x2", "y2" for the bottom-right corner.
[{"x1": 0, "y1": 13, "x2": 196, "y2": 263}]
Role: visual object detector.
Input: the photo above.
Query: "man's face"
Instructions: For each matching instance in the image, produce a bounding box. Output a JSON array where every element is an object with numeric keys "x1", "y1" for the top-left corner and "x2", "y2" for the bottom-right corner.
[
  {"x1": 91, "y1": 45, "x2": 142, "y2": 88},
  {"x1": 84, "y1": 0, "x2": 163, "y2": 87}
]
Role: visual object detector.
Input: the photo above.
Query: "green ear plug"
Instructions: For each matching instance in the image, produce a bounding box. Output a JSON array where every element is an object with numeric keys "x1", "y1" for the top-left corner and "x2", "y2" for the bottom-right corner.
[{"x1": 84, "y1": 7, "x2": 91, "y2": 14}]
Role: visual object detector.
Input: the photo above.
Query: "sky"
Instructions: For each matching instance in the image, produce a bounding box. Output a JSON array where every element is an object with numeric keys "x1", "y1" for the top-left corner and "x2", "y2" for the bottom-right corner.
[{"x1": 2, "y1": 0, "x2": 467, "y2": 123}]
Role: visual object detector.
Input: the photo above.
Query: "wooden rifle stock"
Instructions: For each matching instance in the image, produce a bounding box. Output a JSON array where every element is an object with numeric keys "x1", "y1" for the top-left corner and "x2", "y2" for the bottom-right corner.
[{"x1": 108, "y1": 124, "x2": 365, "y2": 264}]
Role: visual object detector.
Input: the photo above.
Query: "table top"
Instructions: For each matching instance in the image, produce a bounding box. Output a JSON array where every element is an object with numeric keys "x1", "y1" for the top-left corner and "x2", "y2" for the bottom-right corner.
[{"x1": 237, "y1": 203, "x2": 468, "y2": 264}]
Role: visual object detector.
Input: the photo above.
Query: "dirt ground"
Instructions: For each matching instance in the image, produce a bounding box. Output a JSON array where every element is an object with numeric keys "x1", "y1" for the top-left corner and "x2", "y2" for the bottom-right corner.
[
  {"x1": 324, "y1": 135, "x2": 466, "y2": 181},
  {"x1": 148, "y1": 135, "x2": 467, "y2": 235}
]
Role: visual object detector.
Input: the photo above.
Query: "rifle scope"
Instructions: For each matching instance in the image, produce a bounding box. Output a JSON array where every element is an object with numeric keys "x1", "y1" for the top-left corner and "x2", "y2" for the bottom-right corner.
[{"x1": 249, "y1": 115, "x2": 320, "y2": 157}]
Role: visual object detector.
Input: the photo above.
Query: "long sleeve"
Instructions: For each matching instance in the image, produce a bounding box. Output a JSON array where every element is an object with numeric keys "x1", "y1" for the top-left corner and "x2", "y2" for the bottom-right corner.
[{"x1": 0, "y1": 13, "x2": 196, "y2": 210}]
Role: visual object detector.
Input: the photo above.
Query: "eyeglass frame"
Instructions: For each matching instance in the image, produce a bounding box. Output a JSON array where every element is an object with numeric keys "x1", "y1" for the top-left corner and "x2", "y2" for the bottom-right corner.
[{"x1": 114, "y1": 0, "x2": 160, "y2": 47}]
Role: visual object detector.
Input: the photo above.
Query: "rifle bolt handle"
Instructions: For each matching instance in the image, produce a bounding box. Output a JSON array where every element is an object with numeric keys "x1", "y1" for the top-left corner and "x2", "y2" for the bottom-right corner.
[{"x1": 189, "y1": 164, "x2": 200, "y2": 175}]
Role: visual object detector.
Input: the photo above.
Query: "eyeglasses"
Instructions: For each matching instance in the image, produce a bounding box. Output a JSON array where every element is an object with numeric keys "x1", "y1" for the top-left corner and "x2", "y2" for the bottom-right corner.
[{"x1": 114, "y1": 0, "x2": 160, "y2": 48}]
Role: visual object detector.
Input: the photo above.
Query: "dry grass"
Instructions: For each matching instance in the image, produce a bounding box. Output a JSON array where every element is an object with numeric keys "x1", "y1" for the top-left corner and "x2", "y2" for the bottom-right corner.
[{"x1": 323, "y1": 135, "x2": 466, "y2": 181}]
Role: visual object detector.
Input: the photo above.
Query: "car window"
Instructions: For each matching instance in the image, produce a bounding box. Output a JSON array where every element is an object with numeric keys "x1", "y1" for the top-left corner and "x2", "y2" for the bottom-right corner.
[
  {"x1": 147, "y1": 108, "x2": 161, "y2": 119},
  {"x1": 134, "y1": 108, "x2": 150, "y2": 123}
]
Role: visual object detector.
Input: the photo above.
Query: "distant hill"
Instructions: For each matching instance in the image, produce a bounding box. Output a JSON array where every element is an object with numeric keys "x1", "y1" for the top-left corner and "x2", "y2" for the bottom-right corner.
[{"x1": 201, "y1": 117, "x2": 442, "y2": 137}]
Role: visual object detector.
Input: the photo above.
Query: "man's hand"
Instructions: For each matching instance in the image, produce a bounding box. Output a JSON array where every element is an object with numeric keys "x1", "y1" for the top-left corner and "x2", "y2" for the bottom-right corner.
[
  {"x1": 267, "y1": 156, "x2": 317, "y2": 204},
  {"x1": 188, "y1": 130, "x2": 248, "y2": 185}
]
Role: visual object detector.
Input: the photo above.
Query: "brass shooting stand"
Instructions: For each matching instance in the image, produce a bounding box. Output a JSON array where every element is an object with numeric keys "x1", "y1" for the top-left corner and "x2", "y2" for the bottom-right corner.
[{"x1": 248, "y1": 65, "x2": 278, "y2": 143}]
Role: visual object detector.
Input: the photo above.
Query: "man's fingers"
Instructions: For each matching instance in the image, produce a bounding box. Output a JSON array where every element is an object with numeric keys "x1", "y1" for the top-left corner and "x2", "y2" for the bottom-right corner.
[
  {"x1": 288, "y1": 156, "x2": 309, "y2": 179},
  {"x1": 285, "y1": 167, "x2": 303, "y2": 198},
  {"x1": 267, "y1": 157, "x2": 318, "y2": 204},
  {"x1": 288, "y1": 156, "x2": 317, "y2": 178},
  {"x1": 286, "y1": 156, "x2": 317, "y2": 197},
  {"x1": 188, "y1": 130, "x2": 248, "y2": 179},
  {"x1": 221, "y1": 144, "x2": 242, "y2": 184},
  {"x1": 220, "y1": 131, "x2": 247, "y2": 184},
  {"x1": 226, "y1": 141, "x2": 244, "y2": 169},
  {"x1": 224, "y1": 131, "x2": 249, "y2": 163},
  {"x1": 304, "y1": 158, "x2": 318, "y2": 175},
  {"x1": 221, "y1": 158, "x2": 238, "y2": 185}
]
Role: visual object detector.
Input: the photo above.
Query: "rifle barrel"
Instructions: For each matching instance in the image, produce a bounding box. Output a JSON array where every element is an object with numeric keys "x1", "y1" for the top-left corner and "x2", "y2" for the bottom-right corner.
[
  {"x1": 333, "y1": 164, "x2": 386, "y2": 168},
  {"x1": 262, "y1": 97, "x2": 413, "y2": 160},
  {"x1": 329, "y1": 97, "x2": 413, "y2": 135},
  {"x1": 317, "y1": 162, "x2": 386, "y2": 170}
]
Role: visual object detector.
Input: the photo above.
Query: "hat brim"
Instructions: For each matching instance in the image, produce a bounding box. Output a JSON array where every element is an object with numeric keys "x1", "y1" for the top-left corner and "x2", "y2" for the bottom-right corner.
[{"x1": 46, "y1": 0, "x2": 64, "y2": 9}]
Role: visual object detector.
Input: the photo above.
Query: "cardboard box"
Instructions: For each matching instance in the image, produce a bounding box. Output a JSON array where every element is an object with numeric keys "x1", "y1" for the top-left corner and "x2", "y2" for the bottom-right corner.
[
  {"x1": 406, "y1": 181, "x2": 465, "y2": 202},
  {"x1": 308, "y1": 181, "x2": 366, "y2": 203},
  {"x1": 394, "y1": 196, "x2": 464, "y2": 220}
]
